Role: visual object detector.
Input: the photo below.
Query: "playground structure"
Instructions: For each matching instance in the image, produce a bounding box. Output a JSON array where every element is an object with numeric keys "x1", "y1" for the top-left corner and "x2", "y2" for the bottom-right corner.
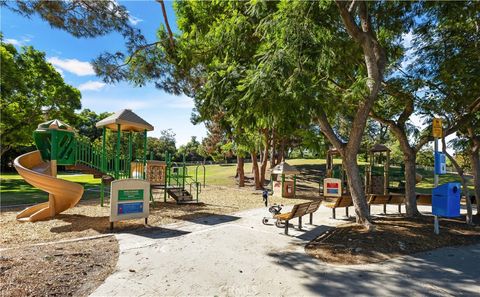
[
  {"x1": 148, "y1": 152, "x2": 205, "y2": 204},
  {"x1": 14, "y1": 120, "x2": 84, "y2": 222},
  {"x1": 323, "y1": 145, "x2": 431, "y2": 217},
  {"x1": 270, "y1": 162, "x2": 299, "y2": 198},
  {"x1": 14, "y1": 109, "x2": 205, "y2": 222}
]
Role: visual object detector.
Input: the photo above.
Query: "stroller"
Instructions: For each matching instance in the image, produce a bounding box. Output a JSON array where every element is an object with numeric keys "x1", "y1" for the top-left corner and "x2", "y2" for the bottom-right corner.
[{"x1": 262, "y1": 204, "x2": 284, "y2": 227}]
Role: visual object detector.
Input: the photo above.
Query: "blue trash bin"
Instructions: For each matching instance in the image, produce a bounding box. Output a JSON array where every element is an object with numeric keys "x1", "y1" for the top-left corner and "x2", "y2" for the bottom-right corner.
[{"x1": 432, "y1": 182, "x2": 461, "y2": 217}]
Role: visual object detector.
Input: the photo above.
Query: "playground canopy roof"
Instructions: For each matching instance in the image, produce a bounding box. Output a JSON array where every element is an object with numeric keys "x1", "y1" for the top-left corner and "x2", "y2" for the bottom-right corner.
[
  {"x1": 95, "y1": 109, "x2": 154, "y2": 132},
  {"x1": 370, "y1": 144, "x2": 390, "y2": 153},
  {"x1": 36, "y1": 119, "x2": 74, "y2": 131},
  {"x1": 271, "y1": 162, "x2": 300, "y2": 175}
]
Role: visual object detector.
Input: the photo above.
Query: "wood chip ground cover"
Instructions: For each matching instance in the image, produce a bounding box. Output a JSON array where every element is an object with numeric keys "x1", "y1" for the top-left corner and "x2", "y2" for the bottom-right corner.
[
  {"x1": 0, "y1": 236, "x2": 118, "y2": 297},
  {"x1": 0, "y1": 184, "x2": 317, "y2": 247},
  {"x1": 305, "y1": 215, "x2": 480, "y2": 265}
]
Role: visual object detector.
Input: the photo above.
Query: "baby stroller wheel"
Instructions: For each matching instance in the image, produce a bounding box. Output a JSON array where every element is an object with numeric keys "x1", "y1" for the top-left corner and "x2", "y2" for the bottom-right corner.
[
  {"x1": 275, "y1": 220, "x2": 284, "y2": 228},
  {"x1": 262, "y1": 217, "x2": 269, "y2": 225}
]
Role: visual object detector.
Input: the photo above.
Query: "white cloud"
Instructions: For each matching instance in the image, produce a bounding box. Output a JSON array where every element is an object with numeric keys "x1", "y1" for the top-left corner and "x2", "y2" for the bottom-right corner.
[
  {"x1": 47, "y1": 57, "x2": 95, "y2": 76},
  {"x1": 4, "y1": 38, "x2": 21, "y2": 46},
  {"x1": 4, "y1": 36, "x2": 31, "y2": 46},
  {"x1": 78, "y1": 81, "x2": 107, "y2": 91},
  {"x1": 166, "y1": 96, "x2": 195, "y2": 109},
  {"x1": 129, "y1": 15, "x2": 143, "y2": 25}
]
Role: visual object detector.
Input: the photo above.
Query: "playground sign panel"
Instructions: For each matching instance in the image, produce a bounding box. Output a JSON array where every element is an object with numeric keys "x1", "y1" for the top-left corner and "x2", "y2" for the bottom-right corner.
[
  {"x1": 324, "y1": 178, "x2": 342, "y2": 197},
  {"x1": 118, "y1": 189, "x2": 144, "y2": 201},
  {"x1": 432, "y1": 118, "x2": 442, "y2": 138},
  {"x1": 110, "y1": 179, "x2": 150, "y2": 229}
]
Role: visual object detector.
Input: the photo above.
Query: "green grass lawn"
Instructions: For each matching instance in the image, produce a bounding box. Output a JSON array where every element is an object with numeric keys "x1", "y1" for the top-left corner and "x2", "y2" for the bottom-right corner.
[
  {"x1": 1, "y1": 173, "x2": 101, "y2": 206},
  {"x1": 1, "y1": 158, "x2": 469, "y2": 206}
]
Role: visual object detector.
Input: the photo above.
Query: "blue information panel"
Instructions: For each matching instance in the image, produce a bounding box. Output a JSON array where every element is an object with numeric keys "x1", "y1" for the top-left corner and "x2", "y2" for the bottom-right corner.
[
  {"x1": 118, "y1": 202, "x2": 144, "y2": 215},
  {"x1": 434, "y1": 152, "x2": 446, "y2": 174}
]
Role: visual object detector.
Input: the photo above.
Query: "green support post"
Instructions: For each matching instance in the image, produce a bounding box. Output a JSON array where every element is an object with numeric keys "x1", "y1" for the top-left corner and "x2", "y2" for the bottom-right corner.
[
  {"x1": 101, "y1": 127, "x2": 106, "y2": 207},
  {"x1": 196, "y1": 182, "x2": 199, "y2": 203},
  {"x1": 128, "y1": 132, "x2": 132, "y2": 178},
  {"x1": 167, "y1": 152, "x2": 171, "y2": 186},
  {"x1": 182, "y1": 154, "x2": 186, "y2": 191},
  {"x1": 51, "y1": 130, "x2": 58, "y2": 161},
  {"x1": 164, "y1": 151, "x2": 169, "y2": 203},
  {"x1": 115, "y1": 124, "x2": 121, "y2": 179},
  {"x1": 281, "y1": 174, "x2": 285, "y2": 197},
  {"x1": 143, "y1": 129, "x2": 147, "y2": 179}
]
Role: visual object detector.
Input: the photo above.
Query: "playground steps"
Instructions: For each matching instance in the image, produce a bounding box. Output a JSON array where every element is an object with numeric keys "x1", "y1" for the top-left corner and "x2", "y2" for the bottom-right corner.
[{"x1": 167, "y1": 188, "x2": 196, "y2": 204}]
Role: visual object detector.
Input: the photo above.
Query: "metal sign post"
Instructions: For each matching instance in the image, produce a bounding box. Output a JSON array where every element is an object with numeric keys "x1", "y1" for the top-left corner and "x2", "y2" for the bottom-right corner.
[{"x1": 432, "y1": 118, "x2": 442, "y2": 235}]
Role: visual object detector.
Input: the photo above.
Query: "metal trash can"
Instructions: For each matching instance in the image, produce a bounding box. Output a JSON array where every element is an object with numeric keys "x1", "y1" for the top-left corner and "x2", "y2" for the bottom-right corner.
[{"x1": 432, "y1": 182, "x2": 461, "y2": 217}]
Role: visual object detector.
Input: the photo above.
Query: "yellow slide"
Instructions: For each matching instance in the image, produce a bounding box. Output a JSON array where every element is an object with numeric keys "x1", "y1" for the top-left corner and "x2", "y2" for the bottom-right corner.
[{"x1": 14, "y1": 150, "x2": 84, "y2": 222}]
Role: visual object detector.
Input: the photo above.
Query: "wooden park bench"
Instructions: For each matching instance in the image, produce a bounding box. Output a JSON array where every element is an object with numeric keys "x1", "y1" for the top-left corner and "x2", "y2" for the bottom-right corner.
[
  {"x1": 388, "y1": 194, "x2": 405, "y2": 213},
  {"x1": 273, "y1": 202, "x2": 311, "y2": 235},
  {"x1": 305, "y1": 200, "x2": 322, "y2": 225},
  {"x1": 367, "y1": 194, "x2": 391, "y2": 214},
  {"x1": 368, "y1": 194, "x2": 405, "y2": 214},
  {"x1": 321, "y1": 195, "x2": 353, "y2": 219}
]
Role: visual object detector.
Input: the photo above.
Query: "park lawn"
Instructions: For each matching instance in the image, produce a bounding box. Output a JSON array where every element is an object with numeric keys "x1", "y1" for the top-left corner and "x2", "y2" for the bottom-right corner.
[
  {"x1": 0, "y1": 173, "x2": 101, "y2": 206},
  {"x1": 187, "y1": 158, "x2": 334, "y2": 187}
]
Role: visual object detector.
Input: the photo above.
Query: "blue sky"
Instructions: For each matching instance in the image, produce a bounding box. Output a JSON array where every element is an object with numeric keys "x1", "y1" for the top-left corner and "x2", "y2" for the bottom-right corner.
[{"x1": 1, "y1": 1, "x2": 206, "y2": 146}]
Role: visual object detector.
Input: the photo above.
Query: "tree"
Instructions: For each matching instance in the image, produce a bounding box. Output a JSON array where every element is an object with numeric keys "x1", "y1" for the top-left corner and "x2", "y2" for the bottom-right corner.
[
  {"x1": 177, "y1": 136, "x2": 202, "y2": 161},
  {"x1": 148, "y1": 129, "x2": 177, "y2": 160},
  {"x1": 412, "y1": 1, "x2": 480, "y2": 215},
  {"x1": 74, "y1": 109, "x2": 112, "y2": 143},
  {"x1": 0, "y1": 39, "x2": 81, "y2": 157},
  {"x1": 245, "y1": 1, "x2": 412, "y2": 227}
]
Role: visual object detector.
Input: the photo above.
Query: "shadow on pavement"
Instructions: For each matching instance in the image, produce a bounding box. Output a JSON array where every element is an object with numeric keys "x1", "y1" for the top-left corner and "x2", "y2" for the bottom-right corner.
[
  {"x1": 268, "y1": 241, "x2": 480, "y2": 296},
  {"x1": 122, "y1": 226, "x2": 191, "y2": 239},
  {"x1": 175, "y1": 212, "x2": 241, "y2": 225}
]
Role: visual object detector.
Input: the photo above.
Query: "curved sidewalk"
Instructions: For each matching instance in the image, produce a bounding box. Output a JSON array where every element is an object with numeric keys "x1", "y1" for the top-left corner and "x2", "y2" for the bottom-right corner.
[{"x1": 92, "y1": 205, "x2": 480, "y2": 296}]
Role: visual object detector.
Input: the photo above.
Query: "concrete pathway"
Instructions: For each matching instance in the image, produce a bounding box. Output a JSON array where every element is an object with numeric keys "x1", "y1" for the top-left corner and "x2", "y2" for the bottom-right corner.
[{"x1": 92, "y1": 205, "x2": 480, "y2": 296}]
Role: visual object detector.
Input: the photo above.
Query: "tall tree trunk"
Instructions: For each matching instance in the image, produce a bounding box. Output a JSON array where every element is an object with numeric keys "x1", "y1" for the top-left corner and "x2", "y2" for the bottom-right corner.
[
  {"x1": 343, "y1": 153, "x2": 371, "y2": 226},
  {"x1": 237, "y1": 156, "x2": 245, "y2": 187},
  {"x1": 0, "y1": 145, "x2": 11, "y2": 159},
  {"x1": 251, "y1": 151, "x2": 262, "y2": 190},
  {"x1": 470, "y1": 144, "x2": 480, "y2": 216},
  {"x1": 403, "y1": 150, "x2": 420, "y2": 217},
  {"x1": 260, "y1": 129, "x2": 270, "y2": 186},
  {"x1": 276, "y1": 138, "x2": 285, "y2": 165},
  {"x1": 270, "y1": 129, "x2": 276, "y2": 169}
]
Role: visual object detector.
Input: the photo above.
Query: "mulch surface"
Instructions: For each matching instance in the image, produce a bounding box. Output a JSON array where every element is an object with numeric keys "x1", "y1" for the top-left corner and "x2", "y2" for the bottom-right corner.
[
  {"x1": 0, "y1": 185, "x2": 317, "y2": 248},
  {"x1": 306, "y1": 215, "x2": 480, "y2": 265},
  {"x1": 0, "y1": 236, "x2": 118, "y2": 297},
  {"x1": 0, "y1": 180, "x2": 319, "y2": 295}
]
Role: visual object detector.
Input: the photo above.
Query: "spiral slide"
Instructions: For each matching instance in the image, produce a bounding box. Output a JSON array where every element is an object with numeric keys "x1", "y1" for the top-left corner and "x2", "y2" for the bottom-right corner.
[{"x1": 14, "y1": 150, "x2": 84, "y2": 222}]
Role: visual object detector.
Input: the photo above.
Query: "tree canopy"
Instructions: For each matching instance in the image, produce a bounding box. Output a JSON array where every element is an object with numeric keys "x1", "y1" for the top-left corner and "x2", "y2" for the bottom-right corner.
[{"x1": 0, "y1": 38, "x2": 82, "y2": 156}]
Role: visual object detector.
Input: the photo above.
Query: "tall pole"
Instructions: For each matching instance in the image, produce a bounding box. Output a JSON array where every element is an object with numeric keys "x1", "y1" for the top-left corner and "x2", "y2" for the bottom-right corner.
[
  {"x1": 182, "y1": 153, "x2": 186, "y2": 190},
  {"x1": 49, "y1": 130, "x2": 58, "y2": 217},
  {"x1": 434, "y1": 137, "x2": 440, "y2": 234},
  {"x1": 434, "y1": 138, "x2": 439, "y2": 188},
  {"x1": 101, "y1": 127, "x2": 106, "y2": 206},
  {"x1": 128, "y1": 131, "x2": 132, "y2": 178},
  {"x1": 143, "y1": 129, "x2": 147, "y2": 179},
  {"x1": 116, "y1": 124, "x2": 121, "y2": 179}
]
